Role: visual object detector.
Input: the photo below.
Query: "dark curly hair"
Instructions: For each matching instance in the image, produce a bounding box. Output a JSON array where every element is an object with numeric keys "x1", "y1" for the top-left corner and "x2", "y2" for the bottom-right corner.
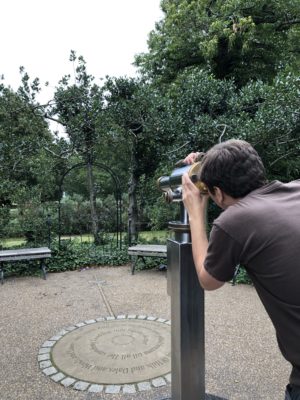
[{"x1": 200, "y1": 139, "x2": 267, "y2": 198}]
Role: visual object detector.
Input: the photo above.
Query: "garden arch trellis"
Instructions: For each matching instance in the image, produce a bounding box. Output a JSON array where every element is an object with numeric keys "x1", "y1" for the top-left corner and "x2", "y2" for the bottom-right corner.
[{"x1": 57, "y1": 162, "x2": 122, "y2": 249}]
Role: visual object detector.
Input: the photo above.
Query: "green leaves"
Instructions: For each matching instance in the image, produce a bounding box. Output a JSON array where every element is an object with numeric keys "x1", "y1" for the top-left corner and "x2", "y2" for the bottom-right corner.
[
  {"x1": 0, "y1": 86, "x2": 54, "y2": 205},
  {"x1": 136, "y1": 0, "x2": 300, "y2": 86}
]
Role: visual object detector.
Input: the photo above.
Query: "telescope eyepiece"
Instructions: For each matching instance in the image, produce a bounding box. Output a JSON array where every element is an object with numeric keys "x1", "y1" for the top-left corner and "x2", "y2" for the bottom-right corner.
[{"x1": 163, "y1": 188, "x2": 182, "y2": 203}]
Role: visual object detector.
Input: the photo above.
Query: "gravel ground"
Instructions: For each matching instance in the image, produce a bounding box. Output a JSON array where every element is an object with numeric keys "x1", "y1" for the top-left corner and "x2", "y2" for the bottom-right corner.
[{"x1": 0, "y1": 265, "x2": 290, "y2": 400}]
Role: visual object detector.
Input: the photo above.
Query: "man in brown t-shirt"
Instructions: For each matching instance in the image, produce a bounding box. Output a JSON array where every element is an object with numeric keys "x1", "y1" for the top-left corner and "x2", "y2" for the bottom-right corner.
[{"x1": 182, "y1": 139, "x2": 300, "y2": 400}]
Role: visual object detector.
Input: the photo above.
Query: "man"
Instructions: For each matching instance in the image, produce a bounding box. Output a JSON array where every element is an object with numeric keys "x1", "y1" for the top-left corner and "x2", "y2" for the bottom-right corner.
[{"x1": 181, "y1": 139, "x2": 300, "y2": 400}]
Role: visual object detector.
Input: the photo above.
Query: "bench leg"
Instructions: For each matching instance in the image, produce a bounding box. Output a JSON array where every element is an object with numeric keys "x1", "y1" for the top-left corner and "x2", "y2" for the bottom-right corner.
[
  {"x1": 131, "y1": 256, "x2": 139, "y2": 275},
  {"x1": 131, "y1": 256, "x2": 148, "y2": 275},
  {"x1": 0, "y1": 263, "x2": 3, "y2": 285},
  {"x1": 40, "y1": 260, "x2": 47, "y2": 280}
]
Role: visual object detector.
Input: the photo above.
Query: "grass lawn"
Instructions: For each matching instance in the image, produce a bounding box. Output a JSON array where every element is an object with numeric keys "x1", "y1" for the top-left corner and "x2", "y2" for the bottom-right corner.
[
  {"x1": 138, "y1": 230, "x2": 169, "y2": 243},
  {"x1": 1, "y1": 231, "x2": 169, "y2": 248},
  {"x1": 1, "y1": 238, "x2": 26, "y2": 247}
]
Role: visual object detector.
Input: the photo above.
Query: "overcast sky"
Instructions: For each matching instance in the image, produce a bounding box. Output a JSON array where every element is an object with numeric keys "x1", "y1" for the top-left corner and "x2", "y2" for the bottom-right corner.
[{"x1": 1, "y1": 0, "x2": 163, "y2": 102}]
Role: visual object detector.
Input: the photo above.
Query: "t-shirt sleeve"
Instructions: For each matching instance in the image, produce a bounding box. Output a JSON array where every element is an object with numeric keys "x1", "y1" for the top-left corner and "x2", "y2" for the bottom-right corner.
[{"x1": 204, "y1": 224, "x2": 243, "y2": 282}]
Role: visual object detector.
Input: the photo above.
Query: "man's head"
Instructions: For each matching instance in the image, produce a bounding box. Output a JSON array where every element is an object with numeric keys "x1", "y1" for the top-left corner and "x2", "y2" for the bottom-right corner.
[{"x1": 200, "y1": 139, "x2": 267, "y2": 201}]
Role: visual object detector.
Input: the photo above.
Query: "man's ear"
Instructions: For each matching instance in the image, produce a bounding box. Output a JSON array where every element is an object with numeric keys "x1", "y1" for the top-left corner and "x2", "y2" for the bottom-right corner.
[{"x1": 213, "y1": 187, "x2": 226, "y2": 208}]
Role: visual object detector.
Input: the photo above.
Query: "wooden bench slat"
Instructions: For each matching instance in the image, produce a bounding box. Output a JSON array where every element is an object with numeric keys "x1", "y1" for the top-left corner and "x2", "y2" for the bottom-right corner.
[
  {"x1": 0, "y1": 247, "x2": 51, "y2": 257},
  {"x1": 128, "y1": 250, "x2": 167, "y2": 257},
  {"x1": 0, "y1": 254, "x2": 51, "y2": 261},
  {"x1": 128, "y1": 244, "x2": 167, "y2": 274}
]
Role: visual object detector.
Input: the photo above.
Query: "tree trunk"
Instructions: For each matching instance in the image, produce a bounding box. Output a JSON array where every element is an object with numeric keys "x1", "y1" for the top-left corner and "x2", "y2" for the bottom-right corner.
[
  {"x1": 128, "y1": 143, "x2": 139, "y2": 245},
  {"x1": 86, "y1": 162, "x2": 101, "y2": 245},
  {"x1": 128, "y1": 173, "x2": 139, "y2": 245}
]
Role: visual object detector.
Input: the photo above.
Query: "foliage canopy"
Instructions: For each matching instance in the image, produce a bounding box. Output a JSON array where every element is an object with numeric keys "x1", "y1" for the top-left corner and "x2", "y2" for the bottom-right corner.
[{"x1": 136, "y1": 0, "x2": 300, "y2": 86}]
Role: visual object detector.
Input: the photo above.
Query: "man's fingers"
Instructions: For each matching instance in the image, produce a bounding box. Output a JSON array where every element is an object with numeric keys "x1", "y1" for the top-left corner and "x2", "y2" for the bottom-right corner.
[
  {"x1": 182, "y1": 172, "x2": 198, "y2": 192},
  {"x1": 182, "y1": 172, "x2": 192, "y2": 185},
  {"x1": 183, "y1": 152, "x2": 200, "y2": 164}
]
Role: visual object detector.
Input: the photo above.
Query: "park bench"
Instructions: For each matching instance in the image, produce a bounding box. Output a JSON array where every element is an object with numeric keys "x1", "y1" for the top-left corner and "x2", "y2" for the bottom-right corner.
[
  {"x1": 0, "y1": 247, "x2": 51, "y2": 284},
  {"x1": 128, "y1": 244, "x2": 167, "y2": 275}
]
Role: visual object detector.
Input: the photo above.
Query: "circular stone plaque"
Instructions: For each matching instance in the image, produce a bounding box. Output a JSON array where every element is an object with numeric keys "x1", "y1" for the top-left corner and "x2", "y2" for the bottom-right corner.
[{"x1": 49, "y1": 316, "x2": 171, "y2": 387}]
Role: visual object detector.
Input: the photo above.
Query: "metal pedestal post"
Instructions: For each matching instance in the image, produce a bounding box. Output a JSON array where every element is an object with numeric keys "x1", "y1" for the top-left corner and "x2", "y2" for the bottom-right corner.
[{"x1": 167, "y1": 205, "x2": 205, "y2": 400}]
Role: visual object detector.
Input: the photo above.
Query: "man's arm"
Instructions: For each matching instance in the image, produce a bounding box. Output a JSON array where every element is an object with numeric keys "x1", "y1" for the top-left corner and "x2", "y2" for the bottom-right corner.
[
  {"x1": 198, "y1": 264, "x2": 225, "y2": 291},
  {"x1": 182, "y1": 172, "x2": 225, "y2": 291}
]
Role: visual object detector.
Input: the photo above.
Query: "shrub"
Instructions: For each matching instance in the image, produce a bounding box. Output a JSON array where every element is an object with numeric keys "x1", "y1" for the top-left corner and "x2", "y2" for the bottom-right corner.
[
  {"x1": 47, "y1": 240, "x2": 129, "y2": 272},
  {"x1": 233, "y1": 266, "x2": 252, "y2": 285},
  {"x1": 1, "y1": 240, "x2": 130, "y2": 278}
]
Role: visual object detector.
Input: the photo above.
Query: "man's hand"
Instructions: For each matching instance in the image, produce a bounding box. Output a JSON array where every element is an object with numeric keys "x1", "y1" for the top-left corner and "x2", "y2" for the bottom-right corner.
[
  {"x1": 183, "y1": 152, "x2": 202, "y2": 165},
  {"x1": 182, "y1": 172, "x2": 209, "y2": 221}
]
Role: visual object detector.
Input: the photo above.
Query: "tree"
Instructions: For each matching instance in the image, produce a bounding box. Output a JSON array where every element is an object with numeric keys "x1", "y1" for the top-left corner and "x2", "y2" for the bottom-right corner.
[
  {"x1": 136, "y1": 0, "x2": 300, "y2": 87},
  {"x1": 0, "y1": 83, "x2": 52, "y2": 195},
  {"x1": 102, "y1": 76, "x2": 173, "y2": 242},
  {"x1": 0, "y1": 78, "x2": 56, "y2": 242},
  {"x1": 163, "y1": 68, "x2": 237, "y2": 154},
  {"x1": 48, "y1": 52, "x2": 107, "y2": 244},
  {"x1": 158, "y1": 67, "x2": 300, "y2": 181},
  {"x1": 233, "y1": 72, "x2": 300, "y2": 181}
]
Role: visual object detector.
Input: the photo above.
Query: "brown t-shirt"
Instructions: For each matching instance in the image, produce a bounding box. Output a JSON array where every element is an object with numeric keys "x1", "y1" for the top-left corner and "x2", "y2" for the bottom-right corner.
[{"x1": 204, "y1": 180, "x2": 300, "y2": 385}]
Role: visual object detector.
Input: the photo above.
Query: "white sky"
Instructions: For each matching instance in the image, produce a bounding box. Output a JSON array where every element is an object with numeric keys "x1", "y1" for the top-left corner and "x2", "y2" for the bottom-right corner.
[{"x1": 1, "y1": 0, "x2": 163, "y2": 103}]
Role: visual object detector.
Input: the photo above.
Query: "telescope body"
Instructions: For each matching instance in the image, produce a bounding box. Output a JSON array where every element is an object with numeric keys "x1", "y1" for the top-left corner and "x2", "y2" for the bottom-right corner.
[
  {"x1": 158, "y1": 165, "x2": 191, "y2": 191},
  {"x1": 157, "y1": 162, "x2": 208, "y2": 203}
]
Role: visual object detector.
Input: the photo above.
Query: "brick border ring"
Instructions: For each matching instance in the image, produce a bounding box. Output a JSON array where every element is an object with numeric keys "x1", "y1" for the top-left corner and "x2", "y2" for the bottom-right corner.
[{"x1": 38, "y1": 315, "x2": 172, "y2": 395}]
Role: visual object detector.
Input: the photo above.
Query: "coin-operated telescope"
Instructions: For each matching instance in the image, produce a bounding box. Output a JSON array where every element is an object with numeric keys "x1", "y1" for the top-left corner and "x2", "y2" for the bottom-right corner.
[
  {"x1": 157, "y1": 161, "x2": 208, "y2": 203},
  {"x1": 158, "y1": 161, "x2": 206, "y2": 400}
]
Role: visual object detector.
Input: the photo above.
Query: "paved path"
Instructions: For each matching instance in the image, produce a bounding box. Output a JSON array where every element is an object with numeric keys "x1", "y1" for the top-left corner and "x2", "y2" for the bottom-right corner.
[{"x1": 0, "y1": 265, "x2": 290, "y2": 400}]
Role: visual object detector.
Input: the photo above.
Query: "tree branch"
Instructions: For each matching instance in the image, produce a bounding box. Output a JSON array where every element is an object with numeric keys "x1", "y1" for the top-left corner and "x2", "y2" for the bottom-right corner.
[
  {"x1": 278, "y1": 138, "x2": 300, "y2": 145},
  {"x1": 44, "y1": 114, "x2": 66, "y2": 126},
  {"x1": 276, "y1": 19, "x2": 300, "y2": 31},
  {"x1": 217, "y1": 124, "x2": 228, "y2": 143},
  {"x1": 43, "y1": 146, "x2": 71, "y2": 159},
  {"x1": 269, "y1": 148, "x2": 300, "y2": 167},
  {"x1": 165, "y1": 141, "x2": 190, "y2": 155}
]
